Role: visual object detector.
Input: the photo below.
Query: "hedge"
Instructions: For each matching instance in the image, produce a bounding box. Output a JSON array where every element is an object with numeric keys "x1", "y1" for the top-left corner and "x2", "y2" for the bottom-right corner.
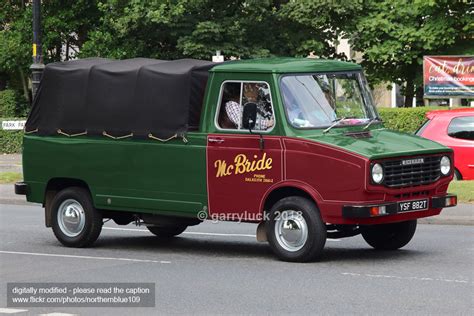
[
  {"x1": 1, "y1": 118, "x2": 25, "y2": 154},
  {"x1": 0, "y1": 89, "x2": 29, "y2": 117},
  {"x1": 0, "y1": 90, "x2": 17, "y2": 118},
  {"x1": 377, "y1": 106, "x2": 449, "y2": 134},
  {"x1": 0, "y1": 130, "x2": 23, "y2": 154}
]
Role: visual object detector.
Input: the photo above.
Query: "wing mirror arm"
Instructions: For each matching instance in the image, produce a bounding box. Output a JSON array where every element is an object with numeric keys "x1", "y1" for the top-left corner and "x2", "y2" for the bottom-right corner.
[{"x1": 242, "y1": 102, "x2": 264, "y2": 151}]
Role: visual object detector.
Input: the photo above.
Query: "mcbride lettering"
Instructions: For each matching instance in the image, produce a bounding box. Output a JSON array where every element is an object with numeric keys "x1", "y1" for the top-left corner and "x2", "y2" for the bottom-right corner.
[{"x1": 215, "y1": 153, "x2": 272, "y2": 178}]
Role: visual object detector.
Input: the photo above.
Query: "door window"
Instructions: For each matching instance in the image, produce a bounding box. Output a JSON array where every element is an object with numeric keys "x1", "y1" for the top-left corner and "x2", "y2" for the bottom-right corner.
[{"x1": 216, "y1": 81, "x2": 275, "y2": 132}]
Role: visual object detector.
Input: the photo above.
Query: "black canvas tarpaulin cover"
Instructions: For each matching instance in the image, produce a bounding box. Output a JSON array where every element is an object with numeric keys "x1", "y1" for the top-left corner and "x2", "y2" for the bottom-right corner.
[{"x1": 25, "y1": 58, "x2": 216, "y2": 140}]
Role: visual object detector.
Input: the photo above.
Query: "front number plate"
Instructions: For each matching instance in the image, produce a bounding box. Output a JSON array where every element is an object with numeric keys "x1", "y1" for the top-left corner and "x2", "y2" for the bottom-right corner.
[{"x1": 398, "y1": 199, "x2": 429, "y2": 212}]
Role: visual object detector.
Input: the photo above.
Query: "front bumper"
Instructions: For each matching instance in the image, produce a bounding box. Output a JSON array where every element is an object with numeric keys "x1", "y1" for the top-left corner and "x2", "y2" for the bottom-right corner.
[{"x1": 342, "y1": 194, "x2": 457, "y2": 219}]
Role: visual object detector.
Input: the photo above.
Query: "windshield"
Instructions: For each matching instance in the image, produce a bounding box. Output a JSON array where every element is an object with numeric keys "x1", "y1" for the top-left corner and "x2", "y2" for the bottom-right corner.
[{"x1": 280, "y1": 72, "x2": 379, "y2": 129}]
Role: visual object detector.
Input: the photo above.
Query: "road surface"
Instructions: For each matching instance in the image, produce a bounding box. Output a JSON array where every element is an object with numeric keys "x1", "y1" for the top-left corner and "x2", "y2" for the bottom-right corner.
[{"x1": 0, "y1": 204, "x2": 473, "y2": 315}]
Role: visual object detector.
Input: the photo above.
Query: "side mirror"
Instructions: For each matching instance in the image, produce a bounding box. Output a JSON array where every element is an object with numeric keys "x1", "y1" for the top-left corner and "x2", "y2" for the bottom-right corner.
[{"x1": 242, "y1": 102, "x2": 257, "y2": 131}]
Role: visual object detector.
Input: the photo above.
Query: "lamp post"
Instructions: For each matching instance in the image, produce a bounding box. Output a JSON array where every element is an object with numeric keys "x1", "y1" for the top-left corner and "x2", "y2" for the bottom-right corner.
[{"x1": 30, "y1": 0, "x2": 44, "y2": 100}]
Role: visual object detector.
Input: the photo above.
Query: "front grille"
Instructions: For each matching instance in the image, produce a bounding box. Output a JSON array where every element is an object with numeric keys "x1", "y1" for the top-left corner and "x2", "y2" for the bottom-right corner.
[
  {"x1": 394, "y1": 190, "x2": 430, "y2": 199},
  {"x1": 382, "y1": 156, "x2": 441, "y2": 188}
]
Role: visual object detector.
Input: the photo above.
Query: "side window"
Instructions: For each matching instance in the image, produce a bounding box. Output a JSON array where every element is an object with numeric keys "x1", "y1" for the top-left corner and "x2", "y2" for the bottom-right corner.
[
  {"x1": 217, "y1": 81, "x2": 275, "y2": 131},
  {"x1": 447, "y1": 116, "x2": 474, "y2": 140}
]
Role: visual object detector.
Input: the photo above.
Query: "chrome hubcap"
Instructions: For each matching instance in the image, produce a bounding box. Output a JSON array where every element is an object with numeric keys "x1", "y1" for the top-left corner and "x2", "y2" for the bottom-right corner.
[
  {"x1": 275, "y1": 210, "x2": 308, "y2": 252},
  {"x1": 57, "y1": 199, "x2": 85, "y2": 237}
]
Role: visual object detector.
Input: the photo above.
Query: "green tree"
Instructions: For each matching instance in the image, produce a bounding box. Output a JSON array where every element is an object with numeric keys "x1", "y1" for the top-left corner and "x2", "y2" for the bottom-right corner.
[
  {"x1": 348, "y1": 0, "x2": 473, "y2": 107},
  {"x1": 279, "y1": 0, "x2": 364, "y2": 58},
  {"x1": 0, "y1": 1, "x2": 101, "y2": 105},
  {"x1": 0, "y1": 1, "x2": 32, "y2": 102},
  {"x1": 80, "y1": 0, "x2": 339, "y2": 60}
]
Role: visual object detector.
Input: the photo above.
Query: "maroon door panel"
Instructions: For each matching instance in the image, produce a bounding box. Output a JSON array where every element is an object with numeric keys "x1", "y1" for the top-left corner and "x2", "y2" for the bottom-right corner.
[{"x1": 207, "y1": 134, "x2": 283, "y2": 221}]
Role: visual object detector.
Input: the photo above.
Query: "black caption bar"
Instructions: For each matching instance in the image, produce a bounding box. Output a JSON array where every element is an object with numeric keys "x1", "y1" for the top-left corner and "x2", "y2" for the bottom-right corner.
[{"x1": 7, "y1": 282, "x2": 155, "y2": 307}]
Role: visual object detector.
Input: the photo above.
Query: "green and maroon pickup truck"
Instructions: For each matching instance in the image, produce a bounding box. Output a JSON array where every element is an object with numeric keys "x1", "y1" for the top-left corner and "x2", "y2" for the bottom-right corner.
[{"x1": 16, "y1": 57, "x2": 457, "y2": 262}]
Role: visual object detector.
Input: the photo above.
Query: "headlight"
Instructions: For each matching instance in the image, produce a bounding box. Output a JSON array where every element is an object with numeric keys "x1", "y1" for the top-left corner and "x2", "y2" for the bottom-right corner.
[
  {"x1": 440, "y1": 156, "x2": 451, "y2": 176},
  {"x1": 371, "y1": 163, "x2": 384, "y2": 184}
]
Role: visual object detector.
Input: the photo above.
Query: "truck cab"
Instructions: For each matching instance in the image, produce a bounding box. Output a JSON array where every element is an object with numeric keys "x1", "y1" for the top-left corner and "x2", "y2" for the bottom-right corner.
[{"x1": 16, "y1": 57, "x2": 457, "y2": 262}]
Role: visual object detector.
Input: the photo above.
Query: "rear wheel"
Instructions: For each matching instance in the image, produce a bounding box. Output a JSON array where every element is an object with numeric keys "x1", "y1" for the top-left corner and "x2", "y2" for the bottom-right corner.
[
  {"x1": 266, "y1": 196, "x2": 326, "y2": 262},
  {"x1": 147, "y1": 225, "x2": 187, "y2": 238},
  {"x1": 361, "y1": 220, "x2": 417, "y2": 250},
  {"x1": 51, "y1": 187, "x2": 103, "y2": 247}
]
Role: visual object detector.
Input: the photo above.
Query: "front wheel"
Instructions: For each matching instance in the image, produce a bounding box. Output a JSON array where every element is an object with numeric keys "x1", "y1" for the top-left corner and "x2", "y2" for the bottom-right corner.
[
  {"x1": 266, "y1": 196, "x2": 326, "y2": 262},
  {"x1": 51, "y1": 187, "x2": 103, "y2": 247},
  {"x1": 454, "y1": 169, "x2": 462, "y2": 181},
  {"x1": 361, "y1": 220, "x2": 417, "y2": 250}
]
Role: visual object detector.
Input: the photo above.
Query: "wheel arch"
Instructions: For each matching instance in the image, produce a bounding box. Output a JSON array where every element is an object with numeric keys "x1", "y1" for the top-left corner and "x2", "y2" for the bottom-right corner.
[
  {"x1": 43, "y1": 177, "x2": 92, "y2": 227},
  {"x1": 260, "y1": 181, "x2": 323, "y2": 214},
  {"x1": 45, "y1": 178, "x2": 91, "y2": 195}
]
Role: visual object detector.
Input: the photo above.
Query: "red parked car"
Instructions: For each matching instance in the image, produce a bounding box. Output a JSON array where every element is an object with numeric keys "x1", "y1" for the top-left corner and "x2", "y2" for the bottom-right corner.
[{"x1": 416, "y1": 108, "x2": 474, "y2": 180}]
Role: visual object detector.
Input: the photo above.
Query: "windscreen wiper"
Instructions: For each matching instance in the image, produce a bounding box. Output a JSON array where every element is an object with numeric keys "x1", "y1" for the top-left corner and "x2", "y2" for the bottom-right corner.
[
  {"x1": 323, "y1": 117, "x2": 346, "y2": 134},
  {"x1": 363, "y1": 118, "x2": 382, "y2": 130}
]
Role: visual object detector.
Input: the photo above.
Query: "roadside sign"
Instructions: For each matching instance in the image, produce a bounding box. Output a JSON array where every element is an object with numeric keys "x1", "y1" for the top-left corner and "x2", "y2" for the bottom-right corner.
[
  {"x1": 2, "y1": 120, "x2": 26, "y2": 130},
  {"x1": 423, "y1": 56, "x2": 474, "y2": 98},
  {"x1": 212, "y1": 50, "x2": 224, "y2": 63}
]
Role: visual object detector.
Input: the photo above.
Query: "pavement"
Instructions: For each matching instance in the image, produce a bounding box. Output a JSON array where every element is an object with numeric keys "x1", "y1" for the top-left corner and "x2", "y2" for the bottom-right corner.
[
  {"x1": 1, "y1": 154, "x2": 471, "y2": 225},
  {"x1": 0, "y1": 154, "x2": 22, "y2": 173}
]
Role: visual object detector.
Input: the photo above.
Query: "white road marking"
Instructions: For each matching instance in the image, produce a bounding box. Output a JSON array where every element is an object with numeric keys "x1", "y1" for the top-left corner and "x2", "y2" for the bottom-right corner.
[
  {"x1": 185, "y1": 231, "x2": 256, "y2": 238},
  {"x1": 103, "y1": 226, "x2": 255, "y2": 238},
  {"x1": 39, "y1": 313, "x2": 77, "y2": 316},
  {"x1": 0, "y1": 308, "x2": 27, "y2": 314},
  {"x1": 341, "y1": 272, "x2": 470, "y2": 284},
  {"x1": 102, "y1": 226, "x2": 341, "y2": 241},
  {"x1": 0, "y1": 251, "x2": 170, "y2": 264}
]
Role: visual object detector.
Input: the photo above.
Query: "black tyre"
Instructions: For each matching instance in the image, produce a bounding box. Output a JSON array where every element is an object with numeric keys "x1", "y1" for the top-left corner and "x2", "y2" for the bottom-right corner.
[
  {"x1": 361, "y1": 220, "x2": 417, "y2": 250},
  {"x1": 51, "y1": 187, "x2": 103, "y2": 247},
  {"x1": 266, "y1": 196, "x2": 326, "y2": 262},
  {"x1": 147, "y1": 225, "x2": 187, "y2": 238},
  {"x1": 454, "y1": 169, "x2": 462, "y2": 181}
]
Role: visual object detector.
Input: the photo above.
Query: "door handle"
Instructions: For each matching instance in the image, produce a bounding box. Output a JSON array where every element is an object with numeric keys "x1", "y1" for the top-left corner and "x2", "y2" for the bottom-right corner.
[{"x1": 208, "y1": 138, "x2": 225, "y2": 144}]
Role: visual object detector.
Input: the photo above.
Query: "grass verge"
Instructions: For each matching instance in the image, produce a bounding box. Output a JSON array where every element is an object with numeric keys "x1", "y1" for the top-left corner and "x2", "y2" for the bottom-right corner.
[
  {"x1": 0, "y1": 172, "x2": 22, "y2": 184},
  {"x1": 449, "y1": 180, "x2": 474, "y2": 204}
]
